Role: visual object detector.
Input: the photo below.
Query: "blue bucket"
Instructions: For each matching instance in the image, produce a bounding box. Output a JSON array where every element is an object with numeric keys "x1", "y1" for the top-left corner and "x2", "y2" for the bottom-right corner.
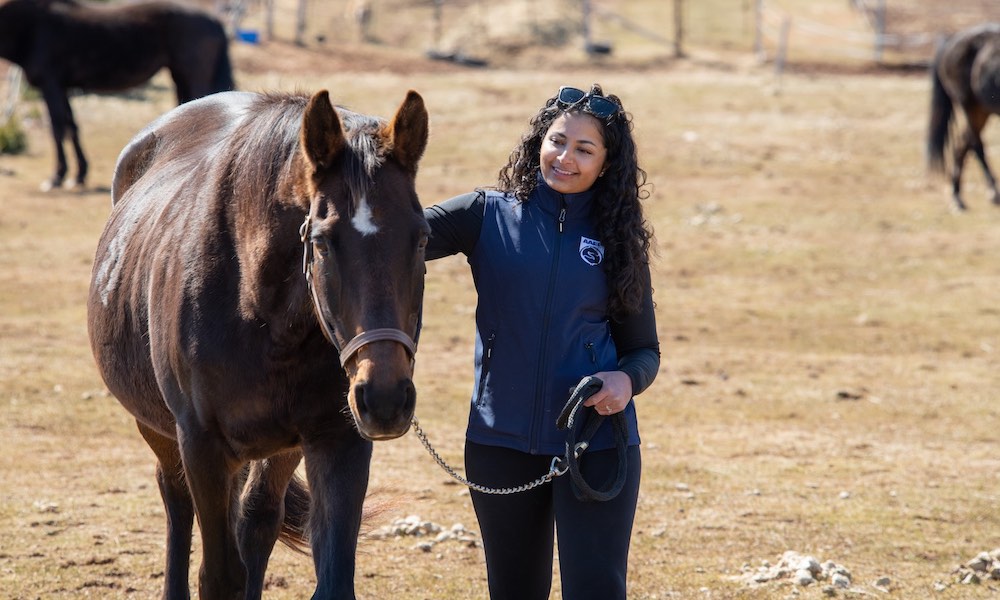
[{"x1": 236, "y1": 29, "x2": 260, "y2": 44}]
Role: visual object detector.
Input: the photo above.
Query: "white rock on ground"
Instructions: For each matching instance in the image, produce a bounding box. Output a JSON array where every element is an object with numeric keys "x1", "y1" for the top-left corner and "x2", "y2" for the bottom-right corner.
[
  {"x1": 366, "y1": 515, "x2": 480, "y2": 550},
  {"x1": 736, "y1": 550, "x2": 854, "y2": 590},
  {"x1": 951, "y1": 548, "x2": 1000, "y2": 585}
]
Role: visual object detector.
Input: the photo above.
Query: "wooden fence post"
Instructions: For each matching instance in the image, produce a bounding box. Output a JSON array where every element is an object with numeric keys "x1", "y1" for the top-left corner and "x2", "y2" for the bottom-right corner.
[
  {"x1": 775, "y1": 16, "x2": 791, "y2": 82},
  {"x1": 295, "y1": 0, "x2": 307, "y2": 46},
  {"x1": 873, "y1": 0, "x2": 886, "y2": 63},
  {"x1": 264, "y1": 0, "x2": 274, "y2": 41},
  {"x1": 673, "y1": 0, "x2": 684, "y2": 58},
  {"x1": 432, "y1": 0, "x2": 442, "y2": 49},
  {"x1": 753, "y1": 0, "x2": 764, "y2": 59}
]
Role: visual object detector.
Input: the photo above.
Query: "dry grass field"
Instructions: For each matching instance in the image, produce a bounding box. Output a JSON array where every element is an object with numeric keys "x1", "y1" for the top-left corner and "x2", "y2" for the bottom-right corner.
[{"x1": 2, "y1": 0, "x2": 1000, "y2": 598}]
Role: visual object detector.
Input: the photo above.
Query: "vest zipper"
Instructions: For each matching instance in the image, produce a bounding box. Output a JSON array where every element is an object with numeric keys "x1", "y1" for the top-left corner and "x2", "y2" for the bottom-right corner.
[
  {"x1": 529, "y1": 195, "x2": 567, "y2": 453},
  {"x1": 475, "y1": 332, "x2": 496, "y2": 407}
]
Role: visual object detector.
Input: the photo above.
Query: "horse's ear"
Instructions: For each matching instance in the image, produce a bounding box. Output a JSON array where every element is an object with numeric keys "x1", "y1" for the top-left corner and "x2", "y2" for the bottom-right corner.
[
  {"x1": 301, "y1": 90, "x2": 345, "y2": 172},
  {"x1": 387, "y1": 90, "x2": 428, "y2": 176}
]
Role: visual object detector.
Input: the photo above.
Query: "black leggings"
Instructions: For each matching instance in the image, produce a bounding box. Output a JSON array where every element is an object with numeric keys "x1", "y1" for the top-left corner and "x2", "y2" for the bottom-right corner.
[{"x1": 465, "y1": 441, "x2": 642, "y2": 600}]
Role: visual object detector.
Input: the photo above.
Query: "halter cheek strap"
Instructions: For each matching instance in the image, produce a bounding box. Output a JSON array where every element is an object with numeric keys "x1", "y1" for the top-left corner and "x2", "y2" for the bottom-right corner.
[{"x1": 300, "y1": 214, "x2": 418, "y2": 368}]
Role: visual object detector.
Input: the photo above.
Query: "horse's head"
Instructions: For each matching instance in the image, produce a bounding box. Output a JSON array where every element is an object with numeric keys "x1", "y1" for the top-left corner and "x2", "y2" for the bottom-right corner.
[{"x1": 298, "y1": 89, "x2": 429, "y2": 441}]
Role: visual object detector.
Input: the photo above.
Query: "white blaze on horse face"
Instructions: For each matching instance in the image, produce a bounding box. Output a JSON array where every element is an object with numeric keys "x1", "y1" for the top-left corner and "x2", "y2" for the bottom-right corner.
[{"x1": 351, "y1": 194, "x2": 379, "y2": 236}]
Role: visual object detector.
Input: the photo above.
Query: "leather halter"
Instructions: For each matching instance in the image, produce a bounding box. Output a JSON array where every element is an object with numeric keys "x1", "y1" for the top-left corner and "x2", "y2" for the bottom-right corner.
[{"x1": 299, "y1": 214, "x2": 418, "y2": 368}]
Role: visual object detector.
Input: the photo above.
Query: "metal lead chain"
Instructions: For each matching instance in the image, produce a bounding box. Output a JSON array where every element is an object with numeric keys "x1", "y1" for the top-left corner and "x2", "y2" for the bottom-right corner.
[{"x1": 411, "y1": 417, "x2": 566, "y2": 495}]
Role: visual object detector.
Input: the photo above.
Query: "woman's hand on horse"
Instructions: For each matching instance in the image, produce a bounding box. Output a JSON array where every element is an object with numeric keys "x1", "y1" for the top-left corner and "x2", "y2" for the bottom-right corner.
[{"x1": 583, "y1": 370, "x2": 633, "y2": 415}]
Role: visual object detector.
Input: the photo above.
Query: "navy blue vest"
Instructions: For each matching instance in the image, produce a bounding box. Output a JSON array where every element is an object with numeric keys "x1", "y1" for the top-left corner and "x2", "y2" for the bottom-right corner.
[{"x1": 466, "y1": 181, "x2": 641, "y2": 455}]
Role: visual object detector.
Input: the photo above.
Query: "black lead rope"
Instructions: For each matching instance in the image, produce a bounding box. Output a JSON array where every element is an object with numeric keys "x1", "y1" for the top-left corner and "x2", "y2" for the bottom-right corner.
[{"x1": 555, "y1": 376, "x2": 630, "y2": 502}]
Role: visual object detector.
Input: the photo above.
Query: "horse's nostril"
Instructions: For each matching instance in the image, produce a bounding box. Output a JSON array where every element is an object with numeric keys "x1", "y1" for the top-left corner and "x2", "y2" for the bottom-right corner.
[
  {"x1": 403, "y1": 380, "x2": 416, "y2": 414},
  {"x1": 354, "y1": 382, "x2": 370, "y2": 418}
]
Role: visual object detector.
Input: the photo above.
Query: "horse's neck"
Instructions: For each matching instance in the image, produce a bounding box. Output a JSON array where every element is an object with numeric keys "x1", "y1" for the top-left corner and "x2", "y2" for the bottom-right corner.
[{"x1": 228, "y1": 181, "x2": 312, "y2": 338}]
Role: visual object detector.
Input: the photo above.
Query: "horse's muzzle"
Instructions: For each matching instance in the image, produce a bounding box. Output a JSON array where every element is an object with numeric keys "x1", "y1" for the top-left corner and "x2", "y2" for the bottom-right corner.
[{"x1": 348, "y1": 377, "x2": 416, "y2": 441}]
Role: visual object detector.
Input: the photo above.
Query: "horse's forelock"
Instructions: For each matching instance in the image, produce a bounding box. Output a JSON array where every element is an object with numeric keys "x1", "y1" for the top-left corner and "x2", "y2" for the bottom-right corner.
[{"x1": 338, "y1": 112, "x2": 389, "y2": 218}]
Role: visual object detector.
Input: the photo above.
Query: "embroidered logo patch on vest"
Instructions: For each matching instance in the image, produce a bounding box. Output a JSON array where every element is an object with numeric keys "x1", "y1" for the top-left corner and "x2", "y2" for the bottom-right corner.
[{"x1": 579, "y1": 236, "x2": 604, "y2": 266}]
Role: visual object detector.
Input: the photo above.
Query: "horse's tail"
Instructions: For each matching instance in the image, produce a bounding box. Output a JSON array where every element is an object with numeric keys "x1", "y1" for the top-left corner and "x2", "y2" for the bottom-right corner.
[
  {"x1": 277, "y1": 473, "x2": 312, "y2": 554},
  {"x1": 927, "y1": 36, "x2": 953, "y2": 174},
  {"x1": 276, "y1": 476, "x2": 399, "y2": 555}
]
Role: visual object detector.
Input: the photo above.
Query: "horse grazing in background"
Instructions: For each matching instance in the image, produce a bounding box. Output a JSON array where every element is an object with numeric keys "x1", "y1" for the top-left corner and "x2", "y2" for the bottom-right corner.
[
  {"x1": 87, "y1": 88, "x2": 430, "y2": 599},
  {"x1": 927, "y1": 23, "x2": 1000, "y2": 211},
  {"x1": 0, "y1": 0, "x2": 234, "y2": 191}
]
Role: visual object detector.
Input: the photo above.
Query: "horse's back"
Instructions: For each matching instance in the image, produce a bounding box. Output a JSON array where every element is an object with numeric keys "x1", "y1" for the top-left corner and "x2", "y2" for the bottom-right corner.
[
  {"x1": 92, "y1": 91, "x2": 259, "y2": 429},
  {"x1": 938, "y1": 23, "x2": 1000, "y2": 111},
  {"x1": 102, "y1": 91, "x2": 254, "y2": 306},
  {"x1": 112, "y1": 91, "x2": 255, "y2": 204},
  {"x1": 938, "y1": 24, "x2": 1000, "y2": 73},
  {"x1": 19, "y1": 0, "x2": 230, "y2": 92},
  {"x1": 154, "y1": 1, "x2": 235, "y2": 96},
  {"x1": 971, "y1": 30, "x2": 1000, "y2": 113}
]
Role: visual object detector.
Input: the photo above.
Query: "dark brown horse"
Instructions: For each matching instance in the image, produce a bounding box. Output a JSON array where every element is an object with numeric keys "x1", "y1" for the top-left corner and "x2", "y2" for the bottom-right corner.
[
  {"x1": 927, "y1": 23, "x2": 1000, "y2": 211},
  {"x1": 0, "y1": 0, "x2": 234, "y2": 190},
  {"x1": 87, "y1": 89, "x2": 429, "y2": 599}
]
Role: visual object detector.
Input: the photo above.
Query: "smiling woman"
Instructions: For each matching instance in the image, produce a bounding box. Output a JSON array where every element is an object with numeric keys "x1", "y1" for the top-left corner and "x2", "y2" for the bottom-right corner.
[{"x1": 421, "y1": 83, "x2": 659, "y2": 599}]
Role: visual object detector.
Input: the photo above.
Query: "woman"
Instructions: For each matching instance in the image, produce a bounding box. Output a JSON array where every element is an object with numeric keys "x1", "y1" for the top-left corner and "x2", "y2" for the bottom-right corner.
[{"x1": 424, "y1": 84, "x2": 660, "y2": 599}]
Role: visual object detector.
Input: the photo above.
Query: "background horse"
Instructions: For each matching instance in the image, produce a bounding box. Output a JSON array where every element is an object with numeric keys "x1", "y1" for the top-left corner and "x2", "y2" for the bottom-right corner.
[
  {"x1": 87, "y1": 88, "x2": 429, "y2": 599},
  {"x1": 0, "y1": 0, "x2": 234, "y2": 190},
  {"x1": 927, "y1": 22, "x2": 1000, "y2": 211}
]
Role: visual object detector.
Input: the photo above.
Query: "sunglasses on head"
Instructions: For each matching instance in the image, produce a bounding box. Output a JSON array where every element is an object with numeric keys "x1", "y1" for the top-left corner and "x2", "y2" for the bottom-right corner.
[{"x1": 555, "y1": 86, "x2": 621, "y2": 121}]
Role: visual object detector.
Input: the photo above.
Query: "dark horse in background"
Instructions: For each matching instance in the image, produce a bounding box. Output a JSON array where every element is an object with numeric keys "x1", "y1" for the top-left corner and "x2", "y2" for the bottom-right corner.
[
  {"x1": 927, "y1": 22, "x2": 1000, "y2": 211},
  {"x1": 0, "y1": 0, "x2": 234, "y2": 190},
  {"x1": 87, "y1": 88, "x2": 430, "y2": 599}
]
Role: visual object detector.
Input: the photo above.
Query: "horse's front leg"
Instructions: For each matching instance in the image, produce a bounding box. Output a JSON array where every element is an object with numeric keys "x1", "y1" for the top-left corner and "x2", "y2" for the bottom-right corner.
[
  {"x1": 237, "y1": 450, "x2": 303, "y2": 600},
  {"x1": 302, "y1": 430, "x2": 373, "y2": 600},
  {"x1": 137, "y1": 422, "x2": 195, "y2": 600},
  {"x1": 175, "y1": 418, "x2": 247, "y2": 600}
]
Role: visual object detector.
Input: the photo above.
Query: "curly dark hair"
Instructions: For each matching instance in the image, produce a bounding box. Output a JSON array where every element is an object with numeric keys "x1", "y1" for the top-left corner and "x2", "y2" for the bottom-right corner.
[{"x1": 495, "y1": 83, "x2": 653, "y2": 319}]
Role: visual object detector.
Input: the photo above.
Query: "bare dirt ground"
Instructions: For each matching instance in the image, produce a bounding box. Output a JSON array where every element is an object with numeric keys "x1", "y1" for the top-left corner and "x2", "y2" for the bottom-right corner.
[{"x1": 2, "y1": 1, "x2": 1000, "y2": 599}]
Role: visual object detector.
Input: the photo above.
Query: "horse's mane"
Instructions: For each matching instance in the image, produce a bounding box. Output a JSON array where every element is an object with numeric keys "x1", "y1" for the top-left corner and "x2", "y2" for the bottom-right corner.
[{"x1": 226, "y1": 92, "x2": 388, "y2": 216}]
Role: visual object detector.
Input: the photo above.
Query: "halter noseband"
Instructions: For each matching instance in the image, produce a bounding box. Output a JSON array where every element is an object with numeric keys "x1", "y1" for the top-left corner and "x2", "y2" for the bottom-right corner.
[{"x1": 300, "y1": 214, "x2": 418, "y2": 368}]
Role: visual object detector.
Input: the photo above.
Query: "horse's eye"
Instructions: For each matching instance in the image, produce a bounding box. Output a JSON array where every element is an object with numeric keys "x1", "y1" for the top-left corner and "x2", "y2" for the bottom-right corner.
[
  {"x1": 313, "y1": 238, "x2": 330, "y2": 256},
  {"x1": 417, "y1": 233, "x2": 429, "y2": 251}
]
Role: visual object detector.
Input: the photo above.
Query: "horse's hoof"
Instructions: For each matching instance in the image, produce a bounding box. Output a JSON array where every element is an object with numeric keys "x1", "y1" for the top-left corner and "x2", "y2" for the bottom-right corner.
[
  {"x1": 64, "y1": 180, "x2": 85, "y2": 192},
  {"x1": 39, "y1": 180, "x2": 56, "y2": 192}
]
